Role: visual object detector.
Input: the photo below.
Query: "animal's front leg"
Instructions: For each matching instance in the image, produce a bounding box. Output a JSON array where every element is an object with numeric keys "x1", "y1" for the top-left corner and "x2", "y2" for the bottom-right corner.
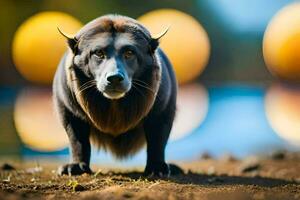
[
  {"x1": 57, "y1": 106, "x2": 92, "y2": 176},
  {"x1": 143, "y1": 114, "x2": 183, "y2": 177}
]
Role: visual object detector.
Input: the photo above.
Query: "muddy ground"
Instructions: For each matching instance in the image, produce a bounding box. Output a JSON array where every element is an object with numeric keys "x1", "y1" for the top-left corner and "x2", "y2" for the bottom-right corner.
[{"x1": 1, "y1": 152, "x2": 300, "y2": 200}]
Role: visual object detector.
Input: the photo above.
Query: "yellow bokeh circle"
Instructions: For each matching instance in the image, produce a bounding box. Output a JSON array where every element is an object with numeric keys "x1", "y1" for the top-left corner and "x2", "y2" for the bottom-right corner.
[
  {"x1": 265, "y1": 83, "x2": 300, "y2": 146},
  {"x1": 12, "y1": 11, "x2": 82, "y2": 84},
  {"x1": 263, "y1": 3, "x2": 300, "y2": 82},
  {"x1": 14, "y1": 88, "x2": 68, "y2": 152},
  {"x1": 138, "y1": 9, "x2": 210, "y2": 85}
]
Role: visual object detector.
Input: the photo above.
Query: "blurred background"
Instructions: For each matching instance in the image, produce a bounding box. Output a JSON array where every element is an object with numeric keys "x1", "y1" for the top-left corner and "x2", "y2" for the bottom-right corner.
[{"x1": 1, "y1": 0, "x2": 300, "y2": 166}]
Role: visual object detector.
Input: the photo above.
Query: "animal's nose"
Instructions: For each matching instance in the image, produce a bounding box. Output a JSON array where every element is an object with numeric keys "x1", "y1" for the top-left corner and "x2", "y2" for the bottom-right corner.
[{"x1": 106, "y1": 72, "x2": 124, "y2": 84}]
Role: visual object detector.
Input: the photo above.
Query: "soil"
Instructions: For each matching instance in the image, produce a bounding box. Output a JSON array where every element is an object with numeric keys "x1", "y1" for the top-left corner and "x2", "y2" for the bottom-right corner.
[{"x1": 1, "y1": 152, "x2": 300, "y2": 200}]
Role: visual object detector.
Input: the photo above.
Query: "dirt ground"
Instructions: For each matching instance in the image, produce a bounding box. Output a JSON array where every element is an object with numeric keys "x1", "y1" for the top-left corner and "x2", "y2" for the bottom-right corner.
[{"x1": 1, "y1": 152, "x2": 300, "y2": 200}]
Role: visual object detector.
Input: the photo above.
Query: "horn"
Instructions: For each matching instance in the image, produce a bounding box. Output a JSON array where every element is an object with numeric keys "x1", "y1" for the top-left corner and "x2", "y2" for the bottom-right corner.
[
  {"x1": 152, "y1": 26, "x2": 170, "y2": 40},
  {"x1": 57, "y1": 27, "x2": 78, "y2": 53},
  {"x1": 57, "y1": 27, "x2": 77, "y2": 41}
]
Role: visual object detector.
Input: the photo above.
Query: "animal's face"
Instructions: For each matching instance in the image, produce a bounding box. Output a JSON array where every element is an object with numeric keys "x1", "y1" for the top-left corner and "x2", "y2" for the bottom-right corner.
[
  {"x1": 59, "y1": 16, "x2": 168, "y2": 100},
  {"x1": 75, "y1": 33, "x2": 146, "y2": 99}
]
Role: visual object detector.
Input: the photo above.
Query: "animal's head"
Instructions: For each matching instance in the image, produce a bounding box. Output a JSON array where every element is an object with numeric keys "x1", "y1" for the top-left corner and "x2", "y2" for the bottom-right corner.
[{"x1": 58, "y1": 15, "x2": 168, "y2": 100}]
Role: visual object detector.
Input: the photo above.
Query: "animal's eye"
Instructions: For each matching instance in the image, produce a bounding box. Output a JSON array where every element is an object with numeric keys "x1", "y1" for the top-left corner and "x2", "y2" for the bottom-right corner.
[
  {"x1": 94, "y1": 50, "x2": 106, "y2": 59},
  {"x1": 124, "y1": 50, "x2": 134, "y2": 59}
]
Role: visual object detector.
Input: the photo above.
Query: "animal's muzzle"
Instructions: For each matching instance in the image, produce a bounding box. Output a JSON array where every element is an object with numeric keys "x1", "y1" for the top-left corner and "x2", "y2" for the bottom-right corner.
[{"x1": 106, "y1": 71, "x2": 125, "y2": 85}]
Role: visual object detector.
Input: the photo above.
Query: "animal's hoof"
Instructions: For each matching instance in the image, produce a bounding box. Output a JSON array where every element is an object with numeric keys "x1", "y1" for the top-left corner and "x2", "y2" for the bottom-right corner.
[
  {"x1": 144, "y1": 162, "x2": 183, "y2": 177},
  {"x1": 58, "y1": 162, "x2": 92, "y2": 176}
]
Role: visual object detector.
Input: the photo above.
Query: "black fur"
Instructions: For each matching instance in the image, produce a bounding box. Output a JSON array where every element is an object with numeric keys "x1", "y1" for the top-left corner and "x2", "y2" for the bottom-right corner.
[{"x1": 53, "y1": 15, "x2": 183, "y2": 176}]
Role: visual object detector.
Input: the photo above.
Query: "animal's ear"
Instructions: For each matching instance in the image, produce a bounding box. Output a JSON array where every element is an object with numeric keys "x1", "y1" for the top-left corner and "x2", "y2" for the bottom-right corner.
[
  {"x1": 57, "y1": 27, "x2": 78, "y2": 54},
  {"x1": 149, "y1": 26, "x2": 170, "y2": 52}
]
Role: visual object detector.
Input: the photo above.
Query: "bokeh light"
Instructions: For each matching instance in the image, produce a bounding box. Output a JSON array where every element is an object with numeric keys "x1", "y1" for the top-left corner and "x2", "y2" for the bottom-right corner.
[
  {"x1": 265, "y1": 83, "x2": 300, "y2": 146},
  {"x1": 14, "y1": 88, "x2": 68, "y2": 152},
  {"x1": 204, "y1": 0, "x2": 292, "y2": 33},
  {"x1": 12, "y1": 11, "x2": 82, "y2": 84},
  {"x1": 138, "y1": 9, "x2": 210, "y2": 85},
  {"x1": 263, "y1": 3, "x2": 300, "y2": 82},
  {"x1": 170, "y1": 83, "x2": 209, "y2": 141}
]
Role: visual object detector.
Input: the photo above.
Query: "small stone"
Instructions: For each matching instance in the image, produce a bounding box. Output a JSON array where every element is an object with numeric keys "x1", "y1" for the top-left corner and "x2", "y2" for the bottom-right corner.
[
  {"x1": 271, "y1": 151, "x2": 286, "y2": 160},
  {"x1": 294, "y1": 177, "x2": 300, "y2": 183},
  {"x1": 2, "y1": 175, "x2": 11, "y2": 183},
  {"x1": 68, "y1": 180, "x2": 85, "y2": 192},
  {"x1": 200, "y1": 152, "x2": 212, "y2": 160},
  {"x1": 241, "y1": 164, "x2": 260, "y2": 173},
  {"x1": 240, "y1": 157, "x2": 261, "y2": 173},
  {"x1": 74, "y1": 184, "x2": 85, "y2": 192},
  {"x1": 1, "y1": 163, "x2": 15, "y2": 171},
  {"x1": 220, "y1": 154, "x2": 237, "y2": 162},
  {"x1": 207, "y1": 177, "x2": 223, "y2": 183},
  {"x1": 123, "y1": 192, "x2": 134, "y2": 198}
]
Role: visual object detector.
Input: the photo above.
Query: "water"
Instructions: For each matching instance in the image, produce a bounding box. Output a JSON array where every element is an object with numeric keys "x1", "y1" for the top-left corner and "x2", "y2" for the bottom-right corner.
[{"x1": 0, "y1": 83, "x2": 299, "y2": 166}]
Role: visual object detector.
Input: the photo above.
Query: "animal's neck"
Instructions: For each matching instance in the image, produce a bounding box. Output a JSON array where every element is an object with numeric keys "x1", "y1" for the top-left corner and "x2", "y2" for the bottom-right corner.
[
  {"x1": 71, "y1": 71, "x2": 160, "y2": 137},
  {"x1": 80, "y1": 83, "x2": 156, "y2": 136}
]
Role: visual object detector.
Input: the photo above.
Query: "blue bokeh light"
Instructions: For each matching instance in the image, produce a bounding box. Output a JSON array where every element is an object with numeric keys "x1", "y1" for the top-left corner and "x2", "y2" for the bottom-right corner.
[{"x1": 201, "y1": 0, "x2": 293, "y2": 33}]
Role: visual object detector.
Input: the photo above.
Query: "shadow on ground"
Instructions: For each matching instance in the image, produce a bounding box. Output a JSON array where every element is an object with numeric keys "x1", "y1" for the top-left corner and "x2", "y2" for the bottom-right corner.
[{"x1": 114, "y1": 171, "x2": 298, "y2": 187}]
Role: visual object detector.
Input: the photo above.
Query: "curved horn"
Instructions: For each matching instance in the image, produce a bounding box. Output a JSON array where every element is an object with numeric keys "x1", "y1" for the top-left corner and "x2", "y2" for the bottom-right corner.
[
  {"x1": 57, "y1": 27, "x2": 77, "y2": 41},
  {"x1": 152, "y1": 26, "x2": 170, "y2": 40},
  {"x1": 57, "y1": 27, "x2": 78, "y2": 53}
]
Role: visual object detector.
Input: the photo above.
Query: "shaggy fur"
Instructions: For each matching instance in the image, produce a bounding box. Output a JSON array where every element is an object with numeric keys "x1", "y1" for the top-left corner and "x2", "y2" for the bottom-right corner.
[{"x1": 53, "y1": 14, "x2": 180, "y2": 176}]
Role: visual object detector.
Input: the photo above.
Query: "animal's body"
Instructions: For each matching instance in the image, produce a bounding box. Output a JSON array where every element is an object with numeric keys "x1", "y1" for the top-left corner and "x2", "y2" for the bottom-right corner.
[{"x1": 53, "y1": 14, "x2": 182, "y2": 176}]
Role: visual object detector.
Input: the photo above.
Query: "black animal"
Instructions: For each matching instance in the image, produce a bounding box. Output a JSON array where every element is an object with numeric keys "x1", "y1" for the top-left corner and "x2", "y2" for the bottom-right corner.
[{"x1": 53, "y1": 14, "x2": 182, "y2": 176}]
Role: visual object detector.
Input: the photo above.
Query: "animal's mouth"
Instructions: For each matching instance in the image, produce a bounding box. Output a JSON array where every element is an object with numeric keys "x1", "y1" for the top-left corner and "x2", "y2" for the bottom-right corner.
[
  {"x1": 103, "y1": 89, "x2": 127, "y2": 100},
  {"x1": 97, "y1": 81, "x2": 131, "y2": 100}
]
